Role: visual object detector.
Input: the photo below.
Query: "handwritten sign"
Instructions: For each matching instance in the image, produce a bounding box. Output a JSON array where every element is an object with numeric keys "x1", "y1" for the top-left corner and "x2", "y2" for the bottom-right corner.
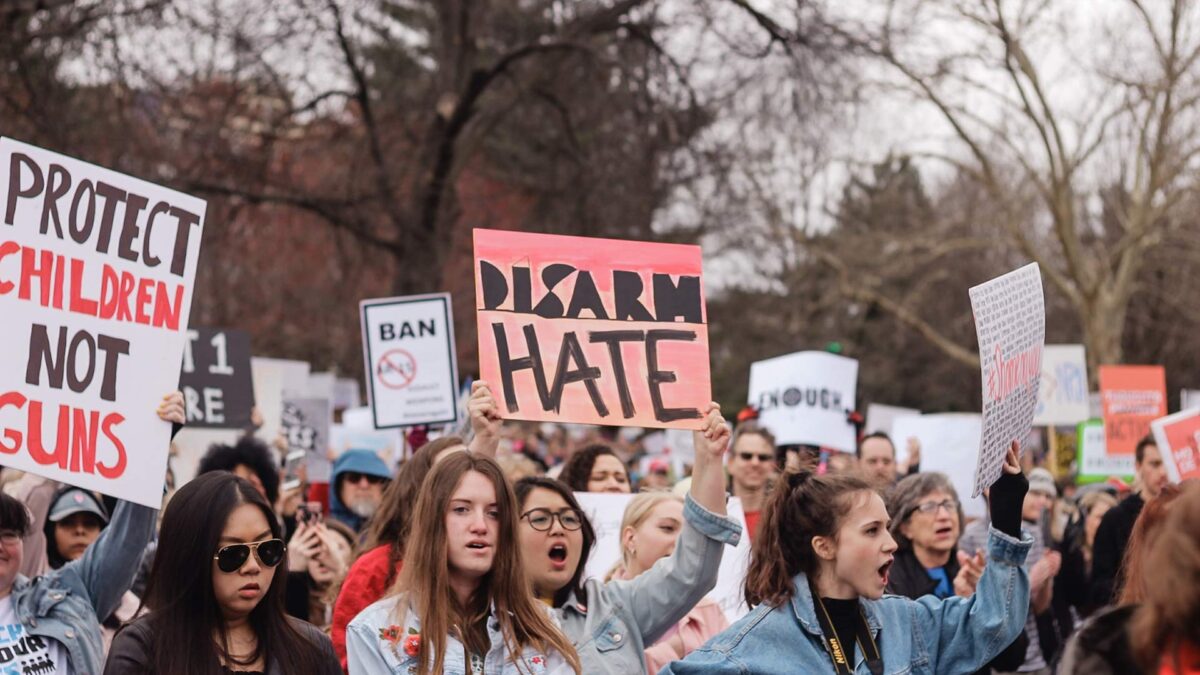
[
  {"x1": 179, "y1": 327, "x2": 254, "y2": 428},
  {"x1": 282, "y1": 398, "x2": 330, "y2": 481},
  {"x1": 474, "y1": 229, "x2": 710, "y2": 429},
  {"x1": 747, "y1": 351, "x2": 857, "y2": 451},
  {"x1": 360, "y1": 293, "x2": 459, "y2": 429},
  {"x1": 1099, "y1": 365, "x2": 1166, "y2": 456},
  {"x1": 0, "y1": 138, "x2": 204, "y2": 507},
  {"x1": 1150, "y1": 408, "x2": 1200, "y2": 484},
  {"x1": 1033, "y1": 345, "x2": 1088, "y2": 427},
  {"x1": 575, "y1": 491, "x2": 751, "y2": 622},
  {"x1": 1077, "y1": 418, "x2": 1135, "y2": 483},
  {"x1": 968, "y1": 263, "x2": 1045, "y2": 497}
]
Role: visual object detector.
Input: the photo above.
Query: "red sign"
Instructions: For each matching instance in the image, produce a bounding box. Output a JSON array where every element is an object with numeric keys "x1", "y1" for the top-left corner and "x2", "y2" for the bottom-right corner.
[
  {"x1": 1099, "y1": 365, "x2": 1166, "y2": 456},
  {"x1": 1151, "y1": 408, "x2": 1200, "y2": 483}
]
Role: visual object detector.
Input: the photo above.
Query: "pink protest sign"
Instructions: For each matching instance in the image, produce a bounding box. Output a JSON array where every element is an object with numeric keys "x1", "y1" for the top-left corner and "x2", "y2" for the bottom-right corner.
[
  {"x1": 1150, "y1": 408, "x2": 1200, "y2": 484},
  {"x1": 474, "y1": 229, "x2": 710, "y2": 429}
]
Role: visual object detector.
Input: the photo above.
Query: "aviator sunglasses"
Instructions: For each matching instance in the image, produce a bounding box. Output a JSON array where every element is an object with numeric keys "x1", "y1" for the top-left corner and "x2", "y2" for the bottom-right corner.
[{"x1": 213, "y1": 538, "x2": 286, "y2": 573}]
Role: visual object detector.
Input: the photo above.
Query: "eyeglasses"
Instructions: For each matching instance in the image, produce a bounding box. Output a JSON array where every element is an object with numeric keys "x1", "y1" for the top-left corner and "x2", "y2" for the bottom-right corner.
[
  {"x1": 737, "y1": 452, "x2": 774, "y2": 463},
  {"x1": 343, "y1": 472, "x2": 387, "y2": 486},
  {"x1": 521, "y1": 508, "x2": 584, "y2": 532},
  {"x1": 910, "y1": 499, "x2": 957, "y2": 517},
  {"x1": 213, "y1": 538, "x2": 286, "y2": 573},
  {"x1": 0, "y1": 530, "x2": 21, "y2": 546}
]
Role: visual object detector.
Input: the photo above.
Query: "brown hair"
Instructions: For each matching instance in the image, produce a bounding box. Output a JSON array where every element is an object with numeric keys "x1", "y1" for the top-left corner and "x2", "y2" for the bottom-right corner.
[
  {"x1": 744, "y1": 470, "x2": 874, "y2": 607},
  {"x1": 392, "y1": 452, "x2": 580, "y2": 674},
  {"x1": 559, "y1": 443, "x2": 625, "y2": 492},
  {"x1": 1118, "y1": 483, "x2": 1182, "y2": 605},
  {"x1": 358, "y1": 436, "x2": 466, "y2": 581},
  {"x1": 1128, "y1": 481, "x2": 1200, "y2": 672}
]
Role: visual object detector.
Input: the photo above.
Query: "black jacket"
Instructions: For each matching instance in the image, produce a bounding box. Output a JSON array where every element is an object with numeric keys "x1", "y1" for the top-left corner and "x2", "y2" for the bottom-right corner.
[
  {"x1": 1089, "y1": 493, "x2": 1144, "y2": 607},
  {"x1": 1058, "y1": 604, "x2": 1144, "y2": 674}
]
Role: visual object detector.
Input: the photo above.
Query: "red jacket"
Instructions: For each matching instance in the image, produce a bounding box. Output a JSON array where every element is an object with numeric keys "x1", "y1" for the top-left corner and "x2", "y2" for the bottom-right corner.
[{"x1": 331, "y1": 544, "x2": 402, "y2": 671}]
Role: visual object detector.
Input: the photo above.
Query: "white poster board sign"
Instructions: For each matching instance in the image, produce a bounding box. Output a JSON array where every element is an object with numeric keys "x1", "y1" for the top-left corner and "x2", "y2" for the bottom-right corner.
[
  {"x1": 249, "y1": 357, "x2": 310, "y2": 445},
  {"x1": 576, "y1": 492, "x2": 752, "y2": 622},
  {"x1": 865, "y1": 403, "x2": 920, "y2": 438},
  {"x1": 747, "y1": 351, "x2": 858, "y2": 451},
  {"x1": 1182, "y1": 389, "x2": 1200, "y2": 412},
  {"x1": 968, "y1": 263, "x2": 1045, "y2": 497},
  {"x1": 891, "y1": 414, "x2": 988, "y2": 519},
  {"x1": 0, "y1": 138, "x2": 204, "y2": 507},
  {"x1": 1033, "y1": 345, "x2": 1089, "y2": 427},
  {"x1": 360, "y1": 293, "x2": 459, "y2": 429}
]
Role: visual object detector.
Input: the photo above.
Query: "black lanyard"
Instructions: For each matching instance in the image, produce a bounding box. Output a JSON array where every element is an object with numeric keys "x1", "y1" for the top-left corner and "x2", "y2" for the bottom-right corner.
[{"x1": 812, "y1": 594, "x2": 883, "y2": 675}]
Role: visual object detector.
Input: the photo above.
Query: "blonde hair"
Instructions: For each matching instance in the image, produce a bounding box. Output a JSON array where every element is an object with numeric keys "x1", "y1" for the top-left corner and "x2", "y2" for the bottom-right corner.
[{"x1": 606, "y1": 491, "x2": 685, "y2": 580}]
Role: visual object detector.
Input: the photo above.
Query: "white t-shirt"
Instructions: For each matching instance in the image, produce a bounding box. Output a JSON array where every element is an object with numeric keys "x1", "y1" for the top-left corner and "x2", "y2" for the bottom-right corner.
[{"x1": 0, "y1": 595, "x2": 68, "y2": 675}]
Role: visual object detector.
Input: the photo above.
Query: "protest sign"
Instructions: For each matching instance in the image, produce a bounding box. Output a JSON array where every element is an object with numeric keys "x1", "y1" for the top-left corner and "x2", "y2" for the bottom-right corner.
[
  {"x1": 249, "y1": 357, "x2": 310, "y2": 444},
  {"x1": 891, "y1": 414, "x2": 987, "y2": 518},
  {"x1": 1099, "y1": 365, "x2": 1166, "y2": 457},
  {"x1": 0, "y1": 138, "x2": 204, "y2": 508},
  {"x1": 333, "y1": 405, "x2": 405, "y2": 469},
  {"x1": 282, "y1": 398, "x2": 331, "y2": 481},
  {"x1": 1150, "y1": 408, "x2": 1200, "y2": 484},
  {"x1": 576, "y1": 491, "x2": 752, "y2": 622},
  {"x1": 747, "y1": 351, "x2": 858, "y2": 451},
  {"x1": 475, "y1": 229, "x2": 710, "y2": 430},
  {"x1": 361, "y1": 293, "x2": 459, "y2": 429},
  {"x1": 1077, "y1": 418, "x2": 1135, "y2": 483},
  {"x1": 1033, "y1": 345, "x2": 1088, "y2": 427},
  {"x1": 968, "y1": 263, "x2": 1045, "y2": 497},
  {"x1": 865, "y1": 403, "x2": 919, "y2": 438},
  {"x1": 1182, "y1": 389, "x2": 1200, "y2": 411},
  {"x1": 179, "y1": 327, "x2": 253, "y2": 428}
]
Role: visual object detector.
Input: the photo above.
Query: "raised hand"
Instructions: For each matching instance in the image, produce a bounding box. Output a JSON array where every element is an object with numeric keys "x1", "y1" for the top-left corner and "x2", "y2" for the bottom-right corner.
[
  {"x1": 953, "y1": 550, "x2": 986, "y2": 597},
  {"x1": 692, "y1": 403, "x2": 731, "y2": 466},
  {"x1": 156, "y1": 391, "x2": 185, "y2": 425},
  {"x1": 467, "y1": 380, "x2": 503, "y2": 457}
]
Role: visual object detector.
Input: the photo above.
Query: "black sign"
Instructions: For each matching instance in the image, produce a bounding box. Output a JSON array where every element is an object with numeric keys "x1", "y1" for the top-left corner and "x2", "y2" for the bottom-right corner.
[{"x1": 179, "y1": 328, "x2": 254, "y2": 428}]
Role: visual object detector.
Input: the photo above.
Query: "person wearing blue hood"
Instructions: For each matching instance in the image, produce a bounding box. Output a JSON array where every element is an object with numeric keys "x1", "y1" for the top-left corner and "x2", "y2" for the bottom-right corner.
[{"x1": 329, "y1": 450, "x2": 392, "y2": 532}]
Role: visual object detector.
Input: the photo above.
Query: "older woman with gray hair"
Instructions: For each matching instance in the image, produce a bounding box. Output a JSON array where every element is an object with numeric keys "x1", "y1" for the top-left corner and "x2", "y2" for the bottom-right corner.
[{"x1": 884, "y1": 472, "x2": 967, "y2": 600}]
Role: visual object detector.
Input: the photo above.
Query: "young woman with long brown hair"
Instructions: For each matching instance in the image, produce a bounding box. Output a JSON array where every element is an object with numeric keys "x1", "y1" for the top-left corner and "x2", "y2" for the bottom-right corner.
[
  {"x1": 346, "y1": 452, "x2": 580, "y2": 674},
  {"x1": 662, "y1": 443, "x2": 1033, "y2": 674}
]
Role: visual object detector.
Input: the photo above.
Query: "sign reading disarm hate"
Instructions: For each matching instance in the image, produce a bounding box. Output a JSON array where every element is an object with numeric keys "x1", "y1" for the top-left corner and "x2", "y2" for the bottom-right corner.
[
  {"x1": 474, "y1": 229, "x2": 711, "y2": 429},
  {"x1": 0, "y1": 138, "x2": 204, "y2": 508}
]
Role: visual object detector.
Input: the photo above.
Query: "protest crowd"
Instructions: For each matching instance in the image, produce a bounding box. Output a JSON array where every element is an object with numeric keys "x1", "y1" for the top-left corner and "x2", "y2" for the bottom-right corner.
[{"x1": 1, "y1": 141, "x2": 1198, "y2": 674}]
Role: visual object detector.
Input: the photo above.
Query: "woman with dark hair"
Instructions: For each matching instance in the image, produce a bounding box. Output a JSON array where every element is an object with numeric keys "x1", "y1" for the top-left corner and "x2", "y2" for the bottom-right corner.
[
  {"x1": 662, "y1": 444, "x2": 1032, "y2": 674},
  {"x1": 104, "y1": 472, "x2": 340, "y2": 674},
  {"x1": 330, "y1": 381, "x2": 503, "y2": 668},
  {"x1": 198, "y1": 436, "x2": 282, "y2": 507},
  {"x1": 1059, "y1": 481, "x2": 1198, "y2": 674},
  {"x1": 347, "y1": 453, "x2": 580, "y2": 674},
  {"x1": 559, "y1": 444, "x2": 630, "y2": 493},
  {"x1": 515, "y1": 404, "x2": 742, "y2": 674}
]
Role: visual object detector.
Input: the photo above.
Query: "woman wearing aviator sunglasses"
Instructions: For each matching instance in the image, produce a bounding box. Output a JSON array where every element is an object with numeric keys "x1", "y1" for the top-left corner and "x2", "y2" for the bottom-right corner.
[
  {"x1": 512, "y1": 403, "x2": 743, "y2": 674},
  {"x1": 105, "y1": 472, "x2": 340, "y2": 674}
]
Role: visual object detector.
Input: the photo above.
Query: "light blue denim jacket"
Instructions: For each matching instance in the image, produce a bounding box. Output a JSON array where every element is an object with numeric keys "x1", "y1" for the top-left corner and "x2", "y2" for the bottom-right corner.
[
  {"x1": 555, "y1": 494, "x2": 742, "y2": 674},
  {"x1": 8, "y1": 499, "x2": 156, "y2": 675},
  {"x1": 662, "y1": 526, "x2": 1031, "y2": 675}
]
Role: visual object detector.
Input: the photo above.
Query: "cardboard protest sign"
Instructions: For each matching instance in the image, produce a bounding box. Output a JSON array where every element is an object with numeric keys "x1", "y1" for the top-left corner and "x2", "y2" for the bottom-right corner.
[
  {"x1": 747, "y1": 351, "x2": 858, "y2": 452},
  {"x1": 1150, "y1": 408, "x2": 1200, "y2": 484},
  {"x1": 360, "y1": 293, "x2": 459, "y2": 429},
  {"x1": 1099, "y1": 365, "x2": 1166, "y2": 457},
  {"x1": 865, "y1": 403, "x2": 919, "y2": 439},
  {"x1": 968, "y1": 263, "x2": 1045, "y2": 497},
  {"x1": 1033, "y1": 345, "x2": 1089, "y2": 427},
  {"x1": 1077, "y1": 418, "x2": 1135, "y2": 483},
  {"x1": 891, "y1": 414, "x2": 988, "y2": 519},
  {"x1": 0, "y1": 138, "x2": 204, "y2": 507},
  {"x1": 474, "y1": 229, "x2": 710, "y2": 430},
  {"x1": 281, "y1": 398, "x2": 331, "y2": 481},
  {"x1": 576, "y1": 491, "x2": 752, "y2": 622},
  {"x1": 179, "y1": 327, "x2": 253, "y2": 428}
]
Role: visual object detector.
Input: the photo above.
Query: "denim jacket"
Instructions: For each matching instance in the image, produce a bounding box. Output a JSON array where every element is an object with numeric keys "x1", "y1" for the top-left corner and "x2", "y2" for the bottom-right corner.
[
  {"x1": 346, "y1": 596, "x2": 572, "y2": 674},
  {"x1": 662, "y1": 527, "x2": 1031, "y2": 675},
  {"x1": 555, "y1": 494, "x2": 742, "y2": 675},
  {"x1": 9, "y1": 499, "x2": 157, "y2": 675}
]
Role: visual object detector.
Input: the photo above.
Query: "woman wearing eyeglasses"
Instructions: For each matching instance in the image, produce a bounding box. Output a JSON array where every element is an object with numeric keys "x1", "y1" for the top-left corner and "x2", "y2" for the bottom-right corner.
[
  {"x1": 104, "y1": 472, "x2": 340, "y2": 674},
  {"x1": 883, "y1": 472, "x2": 968, "y2": 601},
  {"x1": 513, "y1": 403, "x2": 743, "y2": 674}
]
